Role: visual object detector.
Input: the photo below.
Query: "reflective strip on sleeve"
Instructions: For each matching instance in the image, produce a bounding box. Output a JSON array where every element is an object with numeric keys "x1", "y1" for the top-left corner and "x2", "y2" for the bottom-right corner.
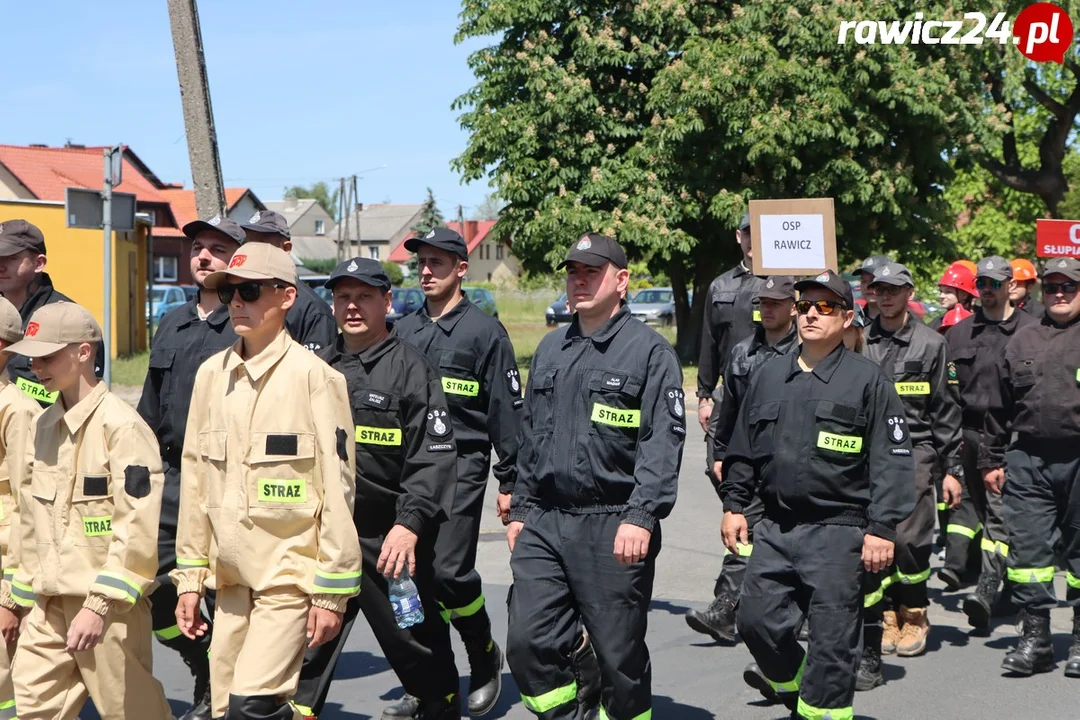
[
  {"x1": 1007, "y1": 567, "x2": 1055, "y2": 584},
  {"x1": 10, "y1": 580, "x2": 35, "y2": 608},
  {"x1": 176, "y1": 557, "x2": 210, "y2": 568},
  {"x1": 894, "y1": 567, "x2": 931, "y2": 585},
  {"x1": 0, "y1": 699, "x2": 16, "y2": 720},
  {"x1": 764, "y1": 655, "x2": 805, "y2": 694},
  {"x1": 947, "y1": 523, "x2": 981, "y2": 539},
  {"x1": 16, "y1": 377, "x2": 58, "y2": 404},
  {"x1": 864, "y1": 573, "x2": 897, "y2": 608},
  {"x1": 735, "y1": 543, "x2": 753, "y2": 557},
  {"x1": 936, "y1": 502, "x2": 947, "y2": 512},
  {"x1": 980, "y1": 538, "x2": 1009, "y2": 557},
  {"x1": 816, "y1": 431, "x2": 862, "y2": 454},
  {"x1": 590, "y1": 403, "x2": 641, "y2": 428},
  {"x1": 1066, "y1": 572, "x2": 1080, "y2": 589},
  {"x1": 290, "y1": 702, "x2": 315, "y2": 717},
  {"x1": 894, "y1": 382, "x2": 930, "y2": 396},
  {"x1": 797, "y1": 698, "x2": 854, "y2": 720},
  {"x1": 442, "y1": 377, "x2": 480, "y2": 397},
  {"x1": 354, "y1": 425, "x2": 403, "y2": 446},
  {"x1": 521, "y1": 682, "x2": 578, "y2": 714},
  {"x1": 440, "y1": 593, "x2": 485, "y2": 620},
  {"x1": 93, "y1": 571, "x2": 142, "y2": 604},
  {"x1": 154, "y1": 624, "x2": 183, "y2": 641},
  {"x1": 598, "y1": 708, "x2": 651, "y2": 720},
  {"x1": 2, "y1": 568, "x2": 15, "y2": 582},
  {"x1": 313, "y1": 571, "x2": 361, "y2": 595}
]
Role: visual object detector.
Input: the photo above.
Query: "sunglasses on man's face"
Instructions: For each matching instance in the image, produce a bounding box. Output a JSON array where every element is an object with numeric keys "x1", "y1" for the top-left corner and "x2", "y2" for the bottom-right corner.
[
  {"x1": 869, "y1": 284, "x2": 907, "y2": 297},
  {"x1": 975, "y1": 278, "x2": 1004, "y2": 291},
  {"x1": 1042, "y1": 281, "x2": 1079, "y2": 296},
  {"x1": 217, "y1": 281, "x2": 284, "y2": 304},
  {"x1": 796, "y1": 299, "x2": 847, "y2": 316}
]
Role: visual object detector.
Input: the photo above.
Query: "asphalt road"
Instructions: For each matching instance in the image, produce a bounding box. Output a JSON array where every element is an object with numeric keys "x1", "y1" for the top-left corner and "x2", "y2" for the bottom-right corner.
[{"x1": 91, "y1": 399, "x2": 1078, "y2": 719}]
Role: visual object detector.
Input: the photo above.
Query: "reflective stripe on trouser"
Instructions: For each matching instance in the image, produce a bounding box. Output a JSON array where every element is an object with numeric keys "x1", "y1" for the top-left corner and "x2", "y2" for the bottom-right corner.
[
  {"x1": 598, "y1": 707, "x2": 652, "y2": 720},
  {"x1": 737, "y1": 519, "x2": 863, "y2": 719},
  {"x1": 1001, "y1": 446, "x2": 1080, "y2": 612},
  {"x1": 508, "y1": 509, "x2": 655, "y2": 720},
  {"x1": 209, "y1": 585, "x2": 309, "y2": 719},
  {"x1": 12, "y1": 594, "x2": 172, "y2": 720},
  {"x1": 961, "y1": 428, "x2": 1008, "y2": 583},
  {"x1": 434, "y1": 458, "x2": 491, "y2": 640},
  {"x1": 885, "y1": 444, "x2": 936, "y2": 609},
  {"x1": 714, "y1": 494, "x2": 764, "y2": 600},
  {"x1": 294, "y1": 533, "x2": 457, "y2": 715}
]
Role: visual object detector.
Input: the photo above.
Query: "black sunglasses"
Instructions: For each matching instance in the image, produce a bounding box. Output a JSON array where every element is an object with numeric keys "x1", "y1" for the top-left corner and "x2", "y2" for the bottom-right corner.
[
  {"x1": 217, "y1": 281, "x2": 284, "y2": 304},
  {"x1": 796, "y1": 299, "x2": 847, "y2": 316},
  {"x1": 975, "y1": 278, "x2": 1004, "y2": 291},
  {"x1": 1043, "y1": 281, "x2": 1079, "y2": 295}
]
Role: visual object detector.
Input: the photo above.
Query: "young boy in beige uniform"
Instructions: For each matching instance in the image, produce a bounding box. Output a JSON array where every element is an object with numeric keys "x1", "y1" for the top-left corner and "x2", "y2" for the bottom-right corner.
[
  {"x1": 0, "y1": 297, "x2": 43, "y2": 719},
  {"x1": 3, "y1": 302, "x2": 172, "y2": 720},
  {"x1": 171, "y1": 243, "x2": 361, "y2": 720}
]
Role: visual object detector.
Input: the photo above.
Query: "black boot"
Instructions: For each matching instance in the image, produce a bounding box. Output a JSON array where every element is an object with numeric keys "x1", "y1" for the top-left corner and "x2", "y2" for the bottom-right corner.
[
  {"x1": 571, "y1": 630, "x2": 602, "y2": 714},
  {"x1": 937, "y1": 567, "x2": 963, "y2": 592},
  {"x1": 742, "y1": 663, "x2": 798, "y2": 711},
  {"x1": 856, "y1": 623, "x2": 884, "y2": 691},
  {"x1": 1065, "y1": 614, "x2": 1080, "y2": 678},
  {"x1": 963, "y1": 572, "x2": 998, "y2": 630},
  {"x1": 463, "y1": 638, "x2": 503, "y2": 716},
  {"x1": 684, "y1": 594, "x2": 737, "y2": 642},
  {"x1": 179, "y1": 646, "x2": 212, "y2": 720},
  {"x1": 1002, "y1": 609, "x2": 1054, "y2": 676},
  {"x1": 382, "y1": 694, "x2": 460, "y2": 720}
]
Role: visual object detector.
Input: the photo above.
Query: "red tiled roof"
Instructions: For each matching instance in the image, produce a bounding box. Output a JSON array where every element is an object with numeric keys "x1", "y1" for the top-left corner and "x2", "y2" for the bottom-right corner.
[
  {"x1": 0, "y1": 144, "x2": 172, "y2": 204},
  {"x1": 387, "y1": 220, "x2": 497, "y2": 262},
  {"x1": 155, "y1": 187, "x2": 251, "y2": 237}
]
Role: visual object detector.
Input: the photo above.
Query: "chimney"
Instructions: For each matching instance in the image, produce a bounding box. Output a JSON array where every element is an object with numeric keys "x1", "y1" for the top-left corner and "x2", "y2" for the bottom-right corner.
[
  {"x1": 63, "y1": 140, "x2": 85, "y2": 149},
  {"x1": 29, "y1": 143, "x2": 48, "y2": 148}
]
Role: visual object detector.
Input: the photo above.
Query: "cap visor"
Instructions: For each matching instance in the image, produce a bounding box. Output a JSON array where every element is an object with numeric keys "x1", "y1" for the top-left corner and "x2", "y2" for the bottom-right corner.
[
  {"x1": 556, "y1": 252, "x2": 610, "y2": 270},
  {"x1": 976, "y1": 272, "x2": 1011, "y2": 281},
  {"x1": 869, "y1": 278, "x2": 912, "y2": 287},
  {"x1": 203, "y1": 268, "x2": 277, "y2": 289},
  {"x1": 5, "y1": 338, "x2": 68, "y2": 358},
  {"x1": 240, "y1": 224, "x2": 289, "y2": 238},
  {"x1": 325, "y1": 274, "x2": 389, "y2": 291},
  {"x1": 756, "y1": 291, "x2": 795, "y2": 300},
  {"x1": 793, "y1": 280, "x2": 848, "y2": 303},
  {"x1": 0, "y1": 240, "x2": 25, "y2": 257}
]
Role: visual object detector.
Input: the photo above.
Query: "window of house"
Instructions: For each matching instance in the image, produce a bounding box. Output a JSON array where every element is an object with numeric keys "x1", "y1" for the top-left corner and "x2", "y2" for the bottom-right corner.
[
  {"x1": 368, "y1": 246, "x2": 380, "y2": 260},
  {"x1": 496, "y1": 243, "x2": 503, "y2": 260},
  {"x1": 154, "y1": 255, "x2": 179, "y2": 282},
  {"x1": 315, "y1": 219, "x2": 325, "y2": 236}
]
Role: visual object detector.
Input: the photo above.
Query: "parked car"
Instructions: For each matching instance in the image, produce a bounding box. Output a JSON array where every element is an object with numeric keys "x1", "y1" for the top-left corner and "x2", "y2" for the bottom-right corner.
[
  {"x1": 464, "y1": 286, "x2": 499, "y2": 318},
  {"x1": 545, "y1": 293, "x2": 573, "y2": 326},
  {"x1": 628, "y1": 287, "x2": 677, "y2": 326},
  {"x1": 388, "y1": 287, "x2": 426, "y2": 323},
  {"x1": 148, "y1": 284, "x2": 196, "y2": 324},
  {"x1": 299, "y1": 275, "x2": 333, "y2": 307}
]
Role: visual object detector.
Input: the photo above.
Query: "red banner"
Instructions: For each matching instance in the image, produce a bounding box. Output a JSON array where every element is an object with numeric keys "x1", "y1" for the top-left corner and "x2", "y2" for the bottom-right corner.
[{"x1": 1036, "y1": 218, "x2": 1080, "y2": 257}]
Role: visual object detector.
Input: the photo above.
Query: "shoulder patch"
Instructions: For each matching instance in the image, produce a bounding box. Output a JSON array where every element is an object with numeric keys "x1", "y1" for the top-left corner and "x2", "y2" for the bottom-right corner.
[
  {"x1": 506, "y1": 368, "x2": 522, "y2": 396},
  {"x1": 124, "y1": 465, "x2": 151, "y2": 499},
  {"x1": 666, "y1": 388, "x2": 686, "y2": 420},
  {"x1": 947, "y1": 361, "x2": 958, "y2": 385},
  {"x1": 886, "y1": 416, "x2": 909, "y2": 444},
  {"x1": 336, "y1": 428, "x2": 348, "y2": 461},
  {"x1": 427, "y1": 409, "x2": 451, "y2": 438}
]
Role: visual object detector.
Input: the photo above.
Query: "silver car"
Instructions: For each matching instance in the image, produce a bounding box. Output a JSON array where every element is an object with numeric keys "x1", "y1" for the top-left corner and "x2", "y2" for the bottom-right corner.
[{"x1": 628, "y1": 287, "x2": 677, "y2": 326}]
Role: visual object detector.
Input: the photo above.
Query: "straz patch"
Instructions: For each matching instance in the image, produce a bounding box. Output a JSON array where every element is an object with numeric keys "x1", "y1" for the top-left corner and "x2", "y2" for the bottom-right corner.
[
  {"x1": 816, "y1": 431, "x2": 862, "y2": 454},
  {"x1": 257, "y1": 478, "x2": 307, "y2": 504},
  {"x1": 442, "y1": 377, "x2": 479, "y2": 397},
  {"x1": 666, "y1": 388, "x2": 685, "y2": 420},
  {"x1": 590, "y1": 403, "x2": 641, "y2": 428},
  {"x1": 16, "y1": 377, "x2": 58, "y2": 404},
  {"x1": 506, "y1": 368, "x2": 522, "y2": 396},
  {"x1": 355, "y1": 425, "x2": 402, "y2": 446},
  {"x1": 362, "y1": 391, "x2": 391, "y2": 410},
  {"x1": 948, "y1": 362, "x2": 958, "y2": 385},
  {"x1": 753, "y1": 309, "x2": 762, "y2": 323},
  {"x1": 895, "y1": 382, "x2": 930, "y2": 396},
  {"x1": 887, "y1": 416, "x2": 909, "y2": 444},
  {"x1": 83, "y1": 516, "x2": 112, "y2": 537},
  {"x1": 427, "y1": 409, "x2": 451, "y2": 437}
]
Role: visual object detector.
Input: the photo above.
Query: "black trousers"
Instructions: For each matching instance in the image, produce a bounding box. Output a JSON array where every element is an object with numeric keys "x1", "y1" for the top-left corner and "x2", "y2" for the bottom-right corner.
[
  {"x1": 433, "y1": 458, "x2": 492, "y2": 641},
  {"x1": 292, "y1": 533, "x2": 458, "y2": 715},
  {"x1": 884, "y1": 444, "x2": 935, "y2": 609},
  {"x1": 737, "y1": 519, "x2": 864, "y2": 720},
  {"x1": 1002, "y1": 447, "x2": 1080, "y2": 611},
  {"x1": 150, "y1": 519, "x2": 214, "y2": 664},
  {"x1": 507, "y1": 509, "x2": 656, "y2": 720},
  {"x1": 943, "y1": 428, "x2": 1008, "y2": 585},
  {"x1": 714, "y1": 494, "x2": 764, "y2": 600}
]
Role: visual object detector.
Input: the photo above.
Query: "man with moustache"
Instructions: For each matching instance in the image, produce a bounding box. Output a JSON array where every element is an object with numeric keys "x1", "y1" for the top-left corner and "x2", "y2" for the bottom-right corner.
[{"x1": 982, "y1": 256, "x2": 1080, "y2": 677}]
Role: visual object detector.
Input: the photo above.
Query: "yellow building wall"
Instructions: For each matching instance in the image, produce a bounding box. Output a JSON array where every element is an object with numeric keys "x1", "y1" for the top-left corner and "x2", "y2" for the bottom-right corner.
[{"x1": 0, "y1": 200, "x2": 148, "y2": 358}]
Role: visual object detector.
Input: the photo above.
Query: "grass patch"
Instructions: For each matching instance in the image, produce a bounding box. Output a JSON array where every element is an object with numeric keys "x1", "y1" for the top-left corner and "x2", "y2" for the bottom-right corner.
[{"x1": 112, "y1": 351, "x2": 149, "y2": 388}]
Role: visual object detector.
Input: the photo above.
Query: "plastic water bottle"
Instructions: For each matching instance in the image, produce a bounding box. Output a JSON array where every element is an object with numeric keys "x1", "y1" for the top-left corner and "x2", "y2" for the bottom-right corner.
[{"x1": 389, "y1": 568, "x2": 425, "y2": 629}]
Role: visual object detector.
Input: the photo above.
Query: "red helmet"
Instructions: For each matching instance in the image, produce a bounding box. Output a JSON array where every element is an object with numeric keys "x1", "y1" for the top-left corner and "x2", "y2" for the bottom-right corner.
[
  {"x1": 938, "y1": 304, "x2": 973, "y2": 333},
  {"x1": 939, "y1": 262, "x2": 976, "y2": 297}
]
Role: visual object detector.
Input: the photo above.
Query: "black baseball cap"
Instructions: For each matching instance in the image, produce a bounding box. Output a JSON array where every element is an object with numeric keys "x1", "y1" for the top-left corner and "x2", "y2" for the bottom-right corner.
[
  {"x1": 1043, "y1": 257, "x2": 1080, "y2": 282},
  {"x1": 870, "y1": 262, "x2": 914, "y2": 287},
  {"x1": 0, "y1": 220, "x2": 46, "y2": 256},
  {"x1": 738, "y1": 212, "x2": 751, "y2": 231},
  {"x1": 183, "y1": 214, "x2": 246, "y2": 246},
  {"x1": 976, "y1": 256, "x2": 1012, "y2": 281},
  {"x1": 324, "y1": 257, "x2": 391, "y2": 291},
  {"x1": 757, "y1": 275, "x2": 795, "y2": 300},
  {"x1": 241, "y1": 209, "x2": 291, "y2": 240},
  {"x1": 403, "y1": 227, "x2": 469, "y2": 261},
  {"x1": 794, "y1": 269, "x2": 855, "y2": 307},
  {"x1": 851, "y1": 303, "x2": 870, "y2": 328},
  {"x1": 858, "y1": 254, "x2": 890, "y2": 277},
  {"x1": 556, "y1": 233, "x2": 628, "y2": 270}
]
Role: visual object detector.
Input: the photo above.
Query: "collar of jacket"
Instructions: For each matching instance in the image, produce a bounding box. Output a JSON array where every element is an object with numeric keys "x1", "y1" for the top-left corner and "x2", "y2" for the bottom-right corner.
[
  {"x1": 749, "y1": 323, "x2": 799, "y2": 357},
  {"x1": 176, "y1": 296, "x2": 231, "y2": 330},
  {"x1": 1041, "y1": 311, "x2": 1080, "y2": 330},
  {"x1": 19, "y1": 272, "x2": 59, "y2": 320},
  {"x1": 224, "y1": 328, "x2": 292, "y2": 382},
  {"x1": 418, "y1": 293, "x2": 471, "y2": 333},
  {"x1": 562, "y1": 303, "x2": 631, "y2": 348},
  {"x1": 972, "y1": 306, "x2": 1022, "y2": 334},
  {"x1": 867, "y1": 312, "x2": 916, "y2": 345},
  {"x1": 43, "y1": 380, "x2": 109, "y2": 435},
  {"x1": 785, "y1": 340, "x2": 846, "y2": 383},
  {"x1": 326, "y1": 330, "x2": 398, "y2": 366}
]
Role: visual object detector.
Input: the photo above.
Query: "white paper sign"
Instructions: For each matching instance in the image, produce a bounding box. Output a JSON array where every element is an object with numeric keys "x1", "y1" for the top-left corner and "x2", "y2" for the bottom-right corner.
[{"x1": 759, "y1": 214, "x2": 826, "y2": 270}]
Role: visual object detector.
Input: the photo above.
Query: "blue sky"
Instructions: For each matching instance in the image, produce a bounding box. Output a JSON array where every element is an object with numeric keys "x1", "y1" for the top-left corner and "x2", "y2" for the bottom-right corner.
[{"x1": 0, "y1": 0, "x2": 494, "y2": 214}]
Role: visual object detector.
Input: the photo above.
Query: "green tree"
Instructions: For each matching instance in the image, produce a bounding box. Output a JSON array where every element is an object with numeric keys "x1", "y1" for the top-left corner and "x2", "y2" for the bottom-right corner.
[
  {"x1": 300, "y1": 258, "x2": 337, "y2": 274},
  {"x1": 411, "y1": 187, "x2": 445, "y2": 237},
  {"x1": 382, "y1": 260, "x2": 405, "y2": 286},
  {"x1": 472, "y1": 193, "x2": 505, "y2": 220},
  {"x1": 284, "y1": 182, "x2": 340, "y2": 221}
]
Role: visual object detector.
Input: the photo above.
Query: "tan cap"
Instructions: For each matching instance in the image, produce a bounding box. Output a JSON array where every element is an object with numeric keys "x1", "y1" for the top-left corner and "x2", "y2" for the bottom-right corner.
[
  {"x1": 6, "y1": 302, "x2": 102, "y2": 358},
  {"x1": 204, "y1": 243, "x2": 298, "y2": 289},
  {"x1": 0, "y1": 297, "x2": 23, "y2": 345}
]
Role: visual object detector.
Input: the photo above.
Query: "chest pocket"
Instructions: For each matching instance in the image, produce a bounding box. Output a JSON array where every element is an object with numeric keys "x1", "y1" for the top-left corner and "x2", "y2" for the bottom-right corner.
[
  {"x1": 1012, "y1": 357, "x2": 1038, "y2": 388},
  {"x1": 813, "y1": 402, "x2": 867, "y2": 458},
  {"x1": 148, "y1": 347, "x2": 176, "y2": 406},
  {"x1": 352, "y1": 388, "x2": 403, "y2": 454},
  {"x1": 712, "y1": 291, "x2": 737, "y2": 326},
  {"x1": 587, "y1": 370, "x2": 644, "y2": 440},
  {"x1": 439, "y1": 351, "x2": 480, "y2": 403},
  {"x1": 198, "y1": 430, "x2": 228, "y2": 509},
  {"x1": 247, "y1": 432, "x2": 317, "y2": 517},
  {"x1": 893, "y1": 359, "x2": 932, "y2": 399},
  {"x1": 528, "y1": 367, "x2": 558, "y2": 433},
  {"x1": 29, "y1": 470, "x2": 58, "y2": 545},
  {"x1": 72, "y1": 472, "x2": 114, "y2": 548},
  {"x1": 747, "y1": 400, "x2": 781, "y2": 458}
]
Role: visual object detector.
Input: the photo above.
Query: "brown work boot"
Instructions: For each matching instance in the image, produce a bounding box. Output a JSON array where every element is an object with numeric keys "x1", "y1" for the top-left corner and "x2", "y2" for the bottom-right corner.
[
  {"x1": 881, "y1": 610, "x2": 901, "y2": 655},
  {"x1": 896, "y1": 606, "x2": 930, "y2": 657}
]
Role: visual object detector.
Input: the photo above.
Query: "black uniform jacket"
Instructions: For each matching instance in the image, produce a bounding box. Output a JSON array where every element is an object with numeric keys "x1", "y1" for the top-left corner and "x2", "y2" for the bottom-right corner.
[{"x1": 697, "y1": 263, "x2": 764, "y2": 400}]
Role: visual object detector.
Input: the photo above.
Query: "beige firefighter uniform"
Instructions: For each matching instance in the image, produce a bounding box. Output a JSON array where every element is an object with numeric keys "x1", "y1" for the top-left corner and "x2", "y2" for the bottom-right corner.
[
  {"x1": 6, "y1": 377, "x2": 172, "y2": 720},
  {"x1": 170, "y1": 327, "x2": 360, "y2": 717}
]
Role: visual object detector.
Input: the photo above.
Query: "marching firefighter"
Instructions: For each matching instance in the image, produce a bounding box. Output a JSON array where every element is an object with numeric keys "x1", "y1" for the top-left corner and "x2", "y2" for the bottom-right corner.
[{"x1": 856, "y1": 255, "x2": 890, "y2": 322}]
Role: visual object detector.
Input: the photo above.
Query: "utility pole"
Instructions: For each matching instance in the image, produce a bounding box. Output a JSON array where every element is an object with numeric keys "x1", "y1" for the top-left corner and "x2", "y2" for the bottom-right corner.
[
  {"x1": 352, "y1": 175, "x2": 362, "y2": 259},
  {"x1": 336, "y1": 177, "x2": 347, "y2": 261},
  {"x1": 167, "y1": 0, "x2": 225, "y2": 218},
  {"x1": 102, "y1": 147, "x2": 121, "y2": 387}
]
